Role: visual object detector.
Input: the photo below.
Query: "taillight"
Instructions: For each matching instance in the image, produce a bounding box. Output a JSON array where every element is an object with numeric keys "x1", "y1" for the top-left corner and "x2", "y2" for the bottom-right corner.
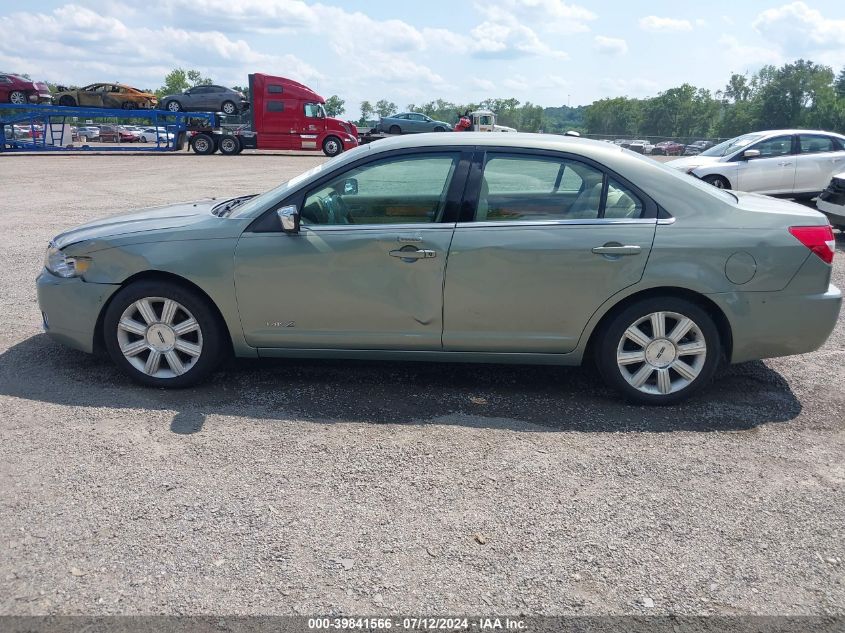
[{"x1": 789, "y1": 225, "x2": 835, "y2": 264}]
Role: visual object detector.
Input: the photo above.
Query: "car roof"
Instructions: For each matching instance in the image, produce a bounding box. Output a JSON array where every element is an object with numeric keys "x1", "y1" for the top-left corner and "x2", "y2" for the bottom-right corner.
[
  {"x1": 750, "y1": 129, "x2": 845, "y2": 138},
  {"x1": 366, "y1": 132, "x2": 624, "y2": 157}
]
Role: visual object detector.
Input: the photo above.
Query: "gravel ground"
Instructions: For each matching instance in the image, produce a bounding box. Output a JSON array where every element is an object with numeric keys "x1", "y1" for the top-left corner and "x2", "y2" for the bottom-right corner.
[{"x1": 0, "y1": 153, "x2": 843, "y2": 616}]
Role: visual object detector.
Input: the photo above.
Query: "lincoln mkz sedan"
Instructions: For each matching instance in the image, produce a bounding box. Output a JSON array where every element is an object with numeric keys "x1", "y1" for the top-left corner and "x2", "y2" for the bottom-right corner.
[{"x1": 37, "y1": 134, "x2": 841, "y2": 404}]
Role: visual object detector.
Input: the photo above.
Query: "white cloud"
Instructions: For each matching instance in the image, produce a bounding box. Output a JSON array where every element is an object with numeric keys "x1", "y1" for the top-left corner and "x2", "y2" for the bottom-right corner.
[
  {"x1": 471, "y1": 78, "x2": 496, "y2": 91},
  {"x1": 753, "y1": 1, "x2": 845, "y2": 63},
  {"x1": 639, "y1": 16, "x2": 693, "y2": 32},
  {"x1": 487, "y1": 0, "x2": 597, "y2": 33},
  {"x1": 0, "y1": 5, "x2": 320, "y2": 88},
  {"x1": 719, "y1": 35, "x2": 782, "y2": 66},
  {"x1": 594, "y1": 36, "x2": 628, "y2": 56},
  {"x1": 470, "y1": 18, "x2": 568, "y2": 59}
]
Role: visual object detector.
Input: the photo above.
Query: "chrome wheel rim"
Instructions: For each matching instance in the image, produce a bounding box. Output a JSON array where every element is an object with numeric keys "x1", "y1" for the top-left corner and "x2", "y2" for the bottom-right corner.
[
  {"x1": 616, "y1": 311, "x2": 706, "y2": 396},
  {"x1": 325, "y1": 140, "x2": 338, "y2": 154},
  {"x1": 194, "y1": 138, "x2": 210, "y2": 152},
  {"x1": 167, "y1": 101, "x2": 180, "y2": 112},
  {"x1": 117, "y1": 297, "x2": 203, "y2": 379},
  {"x1": 709, "y1": 178, "x2": 725, "y2": 189},
  {"x1": 222, "y1": 102, "x2": 236, "y2": 114},
  {"x1": 10, "y1": 92, "x2": 25, "y2": 104},
  {"x1": 221, "y1": 138, "x2": 236, "y2": 152}
]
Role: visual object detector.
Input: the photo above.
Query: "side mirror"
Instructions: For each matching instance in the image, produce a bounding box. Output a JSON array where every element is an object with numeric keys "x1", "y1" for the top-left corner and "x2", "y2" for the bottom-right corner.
[
  {"x1": 277, "y1": 205, "x2": 300, "y2": 233},
  {"x1": 343, "y1": 178, "x2": 359, "y2": 196},
  {"x1": 742, "y1": 149, "x2": 761, "y2": 159}
]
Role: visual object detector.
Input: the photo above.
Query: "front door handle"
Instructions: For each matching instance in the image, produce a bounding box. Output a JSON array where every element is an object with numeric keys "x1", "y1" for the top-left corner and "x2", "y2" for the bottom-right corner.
[
  {"x1": 777, "y1": 161, "x2": 793, "y2": 167},
  {"x1": 592, "y1": 245, "x2": 641, "y2": 256},
  {"x1": 389, "y1": 248, "x2": 437, "y2": 261}
]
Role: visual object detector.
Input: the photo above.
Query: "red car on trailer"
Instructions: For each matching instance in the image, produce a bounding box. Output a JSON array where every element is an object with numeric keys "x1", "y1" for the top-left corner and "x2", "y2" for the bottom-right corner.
[{"x1": 0, "y1": 74, "x2": 51, "y2": 105}]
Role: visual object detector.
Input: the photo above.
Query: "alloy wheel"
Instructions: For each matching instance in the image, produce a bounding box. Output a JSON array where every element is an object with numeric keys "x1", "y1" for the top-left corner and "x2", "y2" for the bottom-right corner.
[
  {"x1": 10, "y1": 91, "x2": 26, "y2": 105},
  {"x1": 616, "y1": 310, "x2": 707, "y2": 396},
  {"x1": 116, "y1": 297, "x2": 203, "y2": 379}
]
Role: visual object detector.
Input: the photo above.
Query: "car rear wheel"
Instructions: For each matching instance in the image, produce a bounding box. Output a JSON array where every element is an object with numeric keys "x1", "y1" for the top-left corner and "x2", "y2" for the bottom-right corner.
[
  {"x1": 166, "y1": 100, "x2": 182, "y2": 112},
  {"x1": 9, "y1": 91, "x2": 26, "y2": 105},
  {"x1": 122, "y1": 102, "x2": 136, "y2": 110},
  {"x1": 388, "y1": 125, "x2": 401, "y2": 135},
  {"x1": 219, "y1": 136, "x2": 241, "y2": 155},
  {"x1": 702, "y1": 174, "x2": 730, "y2": 189},
  {"x1": 433, "y1": 126, "x2": 446, "y2": 132},
  {"x1": 103, "y1": 281, "x2": 225, "y2": 388},
  {"x1": 58, "y1": 95, "x2": 76, "y2": 107},
  {"x1": 221, "y1": 100, "x2": 237, "y2": 115},
  {"x1": 596, "y1": 297, "x2": 720, "y2": 405},
  {"x1": 191, "y1": 133, "x2": 215, "y2": 155},
  {"x1": 322, "y1": 136, "x2": 342, "y2": 157}
]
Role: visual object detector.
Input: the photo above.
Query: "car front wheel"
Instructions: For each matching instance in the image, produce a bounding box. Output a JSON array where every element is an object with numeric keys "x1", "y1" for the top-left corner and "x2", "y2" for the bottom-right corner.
[
  {"x1": 702, "y1": 174, "x2": 730, "y2": 189},
  {"x1": 103, "y1": 281, "x2": 224, "y2": 388},
  {"x1": 596, "y1": 297, "x2": 720, "y2": 405}
]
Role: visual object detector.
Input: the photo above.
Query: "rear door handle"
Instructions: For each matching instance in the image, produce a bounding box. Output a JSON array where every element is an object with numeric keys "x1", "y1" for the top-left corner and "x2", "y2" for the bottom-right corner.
[
  {"x1": 778, "y1": 161, "x2": 793, "y2": 167},
  {"x1": 592, "y1": 245, "x2": 641, "y2": 256},
  {"x1": 389, "y1": 248, "x2": 437, "y2": 260}
]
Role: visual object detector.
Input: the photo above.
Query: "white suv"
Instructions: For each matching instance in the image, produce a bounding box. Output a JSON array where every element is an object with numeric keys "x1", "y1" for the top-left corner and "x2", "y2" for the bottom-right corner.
[{"x1": 667, "y1": 129, "x2": 845, "y2": 197}]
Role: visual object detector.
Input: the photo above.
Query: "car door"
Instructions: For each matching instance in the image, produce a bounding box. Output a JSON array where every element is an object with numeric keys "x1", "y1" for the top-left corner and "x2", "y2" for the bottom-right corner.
[
  {"x1": 794, "y1": 134, "x2": 845, "y2": 194},
  {"x1": 77, "y1": 85, "x2": 104, "y2": 107},
  {"x1": 234, "y1": 149, "x2": 470, "y2": 350},
  {"x1": 442, "y1": 150, "x2": 657, "y2": 354},
  {"x1": 734, "y1": 134, "x2": 796, "y2": 194}
]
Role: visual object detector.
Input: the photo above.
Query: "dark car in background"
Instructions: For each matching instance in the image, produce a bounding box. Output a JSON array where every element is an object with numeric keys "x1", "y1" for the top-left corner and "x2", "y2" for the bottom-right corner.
[
  {"x1": 0, "y1": 74, "x2": 51, "y2": 105},
  {"x1": 684, "y1": 140, "x2": 714, "y2": 155},
  {"x1": 377, "y1": 112, "x2": 452, "y2": 134},
  {"x1": 652, "y1": 141, "x2": 685, "y2": 156},
  {"x1": 159, "y1": 85, "x2": 249, "y2": 115}
]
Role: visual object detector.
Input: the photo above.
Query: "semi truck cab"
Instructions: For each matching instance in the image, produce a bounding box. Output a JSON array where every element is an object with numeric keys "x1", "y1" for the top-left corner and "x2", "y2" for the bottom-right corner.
[{"x1": 240, "y1": 73, "x2": 358, "y2": 156}]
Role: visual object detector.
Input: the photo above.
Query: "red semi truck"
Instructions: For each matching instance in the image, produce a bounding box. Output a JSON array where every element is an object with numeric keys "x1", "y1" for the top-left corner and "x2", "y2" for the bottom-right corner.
[{"x1": 189, "y1": 73, "x2": 359, "y2": 157}]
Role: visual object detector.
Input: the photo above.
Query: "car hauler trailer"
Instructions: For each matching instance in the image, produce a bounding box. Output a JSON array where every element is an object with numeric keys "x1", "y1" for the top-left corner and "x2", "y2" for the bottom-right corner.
[
  {"x1": 189, "y1": 73, "x2": 359, "y2": 157},
  {"x1": 0, "y1": 103, "x2": 220, "y2": 152}
]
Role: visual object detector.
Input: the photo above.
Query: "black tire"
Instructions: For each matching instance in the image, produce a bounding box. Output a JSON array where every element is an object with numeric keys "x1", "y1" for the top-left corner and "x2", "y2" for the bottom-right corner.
[
  {"x1": 9, "y1": 90, "x2": 26, "y2": 105},
  {"x1": 221, "y1": 100, "x2": 237, "y2": 115},
  {"x1": 218, "y1": 136, "x2": 240, "y2": 155},
  {"x1": 433, "y1": 126, "x2": 446, "y2": 132},
  {"x1": 322, "y1": 135, "x2": 343, "y2": 157},
  {"x1": 702, "y1": 174, "x2": 730, "y2": 189},
  {"x1": 166, "y1": 100, "x2": 182, "y2": 112},
  {"x1": 595, "y1": 296, "x2": 721, "y2": 405},
  {"x1": 191, "y1": 133, "x2": 215, "y2": 155},
  {"x1": 122, "y1": 101, "x2": 137, "y2": 110},
  {"x1": 389, "y1": 125, "x2": 401, "y2": 135},
  {"x1": 102, "y1": 280, "x2": 225, "y2": 388},
  {"x1": 58, "y1": 95, "x2": 76, "y2": 107}
]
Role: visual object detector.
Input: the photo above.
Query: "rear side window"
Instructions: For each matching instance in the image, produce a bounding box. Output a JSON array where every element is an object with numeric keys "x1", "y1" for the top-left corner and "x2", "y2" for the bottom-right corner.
[
  {"x1": 604, "y1": 178, "x2": 644, "y2": 219},
  {"x1": 799, "y1": 135, "x2": 836, "y2": 154},
  {"x1": 267, "y1": 101, "x2": 284, "y2": 112},
  {"x1": 268, "y1": 85, "x2": 283, "y2": 94},
  {"x1": 0, "y1": 76, "x2": 11, "y2": 84},
  {"x1": 477, "y1": 154, "x2": 606, "y2": 221}
]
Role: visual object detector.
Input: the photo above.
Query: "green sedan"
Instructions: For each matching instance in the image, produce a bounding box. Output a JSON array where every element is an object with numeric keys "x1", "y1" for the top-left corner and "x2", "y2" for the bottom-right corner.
[{"x1": 37, "y1": 134, "x2": 841, "y2": 404}]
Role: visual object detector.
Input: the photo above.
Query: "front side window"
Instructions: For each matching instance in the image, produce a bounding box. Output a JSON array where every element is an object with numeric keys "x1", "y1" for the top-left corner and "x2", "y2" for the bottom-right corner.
[
  {"x1": 301, "y1": 153, "x2": 459, "y2": 226},
  {"x1": 476, "y1": 154, "x2": 608, "y2": 221},
  {"x1": 303, "y1": 103, "x2": 323, "y2": 118},
  {"x1": 799, "y1": 135, "x2": 836, "y2": 154},
  {"x1": 749, "y1": 135, "x2": 793, "y2": 158}
]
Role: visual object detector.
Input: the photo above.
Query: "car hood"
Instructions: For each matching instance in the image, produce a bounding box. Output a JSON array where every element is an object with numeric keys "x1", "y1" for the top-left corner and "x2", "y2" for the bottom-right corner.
[
  {"x1": 53, "y1": 200, "x2": 223, "y2": 250},
  {"x1": 666, "y1": 155, "x2": 723, "y2": 170}
]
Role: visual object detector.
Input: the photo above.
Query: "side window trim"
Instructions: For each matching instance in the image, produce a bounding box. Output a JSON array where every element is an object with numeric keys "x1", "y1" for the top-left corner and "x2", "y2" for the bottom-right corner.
[{"x1": 462, "y1": 148, "x2": 655, "y2": 223}]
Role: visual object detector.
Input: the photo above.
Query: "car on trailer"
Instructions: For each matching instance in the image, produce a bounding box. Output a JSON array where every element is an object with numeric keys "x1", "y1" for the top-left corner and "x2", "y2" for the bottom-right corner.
[
  {"x1": 0, "y1": 74, "x2": 51, "y2": 105},
  {"x1": 159, "y1": 85, "x2": 248, "y2": 115},
  {"x1": 53, "y1": 83, "x2": 157, "y2": 110}
]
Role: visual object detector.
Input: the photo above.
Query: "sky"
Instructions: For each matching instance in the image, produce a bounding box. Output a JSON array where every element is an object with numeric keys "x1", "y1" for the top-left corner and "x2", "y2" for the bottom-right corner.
[{"x1": 1, "y1": 0, "x2": 844, "y2": 118}]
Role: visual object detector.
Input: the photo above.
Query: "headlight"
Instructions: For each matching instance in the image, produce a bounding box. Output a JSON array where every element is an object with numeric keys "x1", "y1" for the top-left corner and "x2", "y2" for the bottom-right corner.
[{"x1": 44, "y1": 242, "x2": 90, "y2": 278}]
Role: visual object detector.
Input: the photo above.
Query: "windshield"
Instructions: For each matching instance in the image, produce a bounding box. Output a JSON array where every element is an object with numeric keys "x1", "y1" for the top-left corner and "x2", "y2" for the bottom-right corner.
[
  {"x1": 228, "y1": 144, "x2": 371, "y2": 218},
  {"x1": 700, "y1": 133, "x2": 764, "y2": 157}
]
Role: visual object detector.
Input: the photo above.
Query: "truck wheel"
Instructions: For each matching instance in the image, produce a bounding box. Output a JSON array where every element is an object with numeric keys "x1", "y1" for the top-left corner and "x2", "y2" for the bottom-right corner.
[
  {"x1": 219, "y1": 136, "x2": 240, "y2": 155},
  {"x1": 221, "y1": 100, "x2": 237, "y2": 115},
  {"x1": 58, "y1": 95, "x2": 76, "y2": 107},
  {"x1": 322, "y1": 136, "x2": 343, "y2": 157},
  {"x1": 389, "y1": 125, "x2": 401, "y2": 135},
  {"x1": 166, "y1": 100, "x2": 182, "y2": 112},
  {"x1": 191, "y1": 134, "x2": 215, "y2": 155}
]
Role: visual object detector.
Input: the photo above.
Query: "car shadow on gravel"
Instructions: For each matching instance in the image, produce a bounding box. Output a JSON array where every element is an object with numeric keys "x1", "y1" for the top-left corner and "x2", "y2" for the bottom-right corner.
[{"x1": 0, "y1": 334, "x2": 802, "y2": 435}]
